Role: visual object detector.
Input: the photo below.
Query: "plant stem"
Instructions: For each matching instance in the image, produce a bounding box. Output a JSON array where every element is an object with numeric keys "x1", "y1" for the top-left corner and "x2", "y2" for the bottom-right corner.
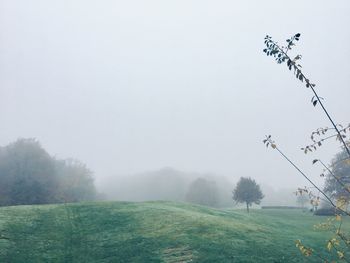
[
  {"x1": 269, "y1": 40, "x2": 350, "y2": 157},
  {"x1": 309, "y1": 86, "x2": 350, "y2": 157},
  {"x1": 318, "y1": 159, "x2": 350, "y2": 195},
  {"x1": 273, "y1": 145, "x2": 350, "y2": 216}
]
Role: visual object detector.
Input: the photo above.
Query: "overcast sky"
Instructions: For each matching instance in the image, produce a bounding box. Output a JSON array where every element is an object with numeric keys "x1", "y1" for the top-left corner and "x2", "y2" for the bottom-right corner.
[{"x1": 1, "y1": 0, "x2": 349, "y2": 190}]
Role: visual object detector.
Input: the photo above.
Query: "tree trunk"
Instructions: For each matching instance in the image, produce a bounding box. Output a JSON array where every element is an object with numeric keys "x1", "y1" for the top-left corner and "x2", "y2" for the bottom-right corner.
[{"x1": 246, "y1": 202, "x2": 249, "y2": 213}]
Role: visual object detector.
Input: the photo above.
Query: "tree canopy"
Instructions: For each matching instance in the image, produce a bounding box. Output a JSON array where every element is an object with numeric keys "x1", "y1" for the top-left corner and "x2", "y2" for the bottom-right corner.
[
  {"x1": 324, "y1": 149, "x2": 350, "y2": 200},
  {"x1": 0, "y1": 138, "x2": 96, "y2": 206},
  {"x1": 232, "y1": 177, "x2": 264, "y2": 212}
]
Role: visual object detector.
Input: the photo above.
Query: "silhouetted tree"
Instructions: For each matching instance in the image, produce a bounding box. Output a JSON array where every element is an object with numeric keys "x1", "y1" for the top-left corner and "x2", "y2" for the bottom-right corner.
[
  {"x1": 0, "y1": 138, "x2": 57, "y2": 205},
  {"x1": 232, "y1": 177, "x2": 264, "y2": 213},
  {"x1": 0, "y1": 138, "x2": 96, "y2": 206}
]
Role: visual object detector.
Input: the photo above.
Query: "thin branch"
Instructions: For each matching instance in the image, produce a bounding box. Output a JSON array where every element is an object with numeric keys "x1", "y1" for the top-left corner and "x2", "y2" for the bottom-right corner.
[
  {"x1": 266, "y1": 141, "x2": 350, "y2": 216},
  {"x1": 330, "y1": 241, "x2": 349, "y2": 263},
  {"x1": 309, "y1": 84, "x2": 350, "y2": 157},
  {"x1": 302, "y1": 133, "x2": 343, "y2": 152},
  {"x1": 274, "y1": 146, "x2": 334, "y2": 207},
  {"x1": 317, "y1": 159, "x2": 350, "y2": 195},
  {"x1": 264, "y1": 36, "x2": 350, "y2": 157}
]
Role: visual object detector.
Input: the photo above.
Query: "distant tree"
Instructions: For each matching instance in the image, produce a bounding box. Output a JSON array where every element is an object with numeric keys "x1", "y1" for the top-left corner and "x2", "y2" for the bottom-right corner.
[
  {"x1": 186, "y1": 178, "x2": 219, "y2": 207},
  {"x1": 324, "y1": 149, "x2": 350, "y2": 200},
  {"x1": 0, "y1": 138, "x2": 57, "y2": 205},
  {"x1": 55, "y1": 158, "x2": 96, "y2": 202},
  {"x1": 0, "y1": 138, "x2": 96, "y2": 206},
  {"x1": 232, "y1": 177, "x2": 264, "y2": 213}
]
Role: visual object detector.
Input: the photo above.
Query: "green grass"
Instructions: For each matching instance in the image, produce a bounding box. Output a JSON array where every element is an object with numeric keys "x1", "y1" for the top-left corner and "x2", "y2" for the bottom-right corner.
[{"x1": 0, "y1": 201, "x2": 347, "y2": 262}]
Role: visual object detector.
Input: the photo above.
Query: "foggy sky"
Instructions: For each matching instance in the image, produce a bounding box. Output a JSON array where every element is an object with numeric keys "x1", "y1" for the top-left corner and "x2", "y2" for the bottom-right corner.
[{"x1": 1, "y1": 0, "x2": 349, "y2": 191}]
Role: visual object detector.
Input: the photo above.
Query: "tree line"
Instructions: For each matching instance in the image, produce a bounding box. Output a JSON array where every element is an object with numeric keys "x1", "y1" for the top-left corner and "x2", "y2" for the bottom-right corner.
[{"x1": 0, "y1": 138, "x2": 96, "y2": 206}]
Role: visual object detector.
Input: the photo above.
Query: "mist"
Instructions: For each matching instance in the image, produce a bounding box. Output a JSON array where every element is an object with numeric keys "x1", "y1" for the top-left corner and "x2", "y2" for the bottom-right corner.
[{"x1": 1, "y1": 0, "x2": 349, "y2": 202}]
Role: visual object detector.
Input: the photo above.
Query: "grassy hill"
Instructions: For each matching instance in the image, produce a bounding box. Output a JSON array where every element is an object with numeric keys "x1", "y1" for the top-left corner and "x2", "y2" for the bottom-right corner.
[{"x1": 0, "y1": 201, "x2": 346, "y2": 262}]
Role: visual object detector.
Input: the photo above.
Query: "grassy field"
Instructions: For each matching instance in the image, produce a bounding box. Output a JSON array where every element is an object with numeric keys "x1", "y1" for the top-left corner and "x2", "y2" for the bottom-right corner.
[{"x1": 0, "y1": 201, "x2": 346, "y2": 262}]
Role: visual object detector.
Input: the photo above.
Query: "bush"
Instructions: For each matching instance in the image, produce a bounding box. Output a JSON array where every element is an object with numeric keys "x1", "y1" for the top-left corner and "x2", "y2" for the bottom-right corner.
[{"x1": 314, "y1": 207, "x2": 338, "y2": 216}]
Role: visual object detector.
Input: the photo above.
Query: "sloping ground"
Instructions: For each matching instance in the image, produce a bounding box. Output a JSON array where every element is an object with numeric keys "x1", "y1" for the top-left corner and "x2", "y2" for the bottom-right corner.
[{"x1": 0, "y1": 201, "x2": 346, "y2": 262}]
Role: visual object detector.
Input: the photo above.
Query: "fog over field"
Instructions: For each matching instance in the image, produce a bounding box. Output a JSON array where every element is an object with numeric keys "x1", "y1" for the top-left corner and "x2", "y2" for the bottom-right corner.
[{"x1": 1, "y1": 0, "x2": 349, "y2": 202}]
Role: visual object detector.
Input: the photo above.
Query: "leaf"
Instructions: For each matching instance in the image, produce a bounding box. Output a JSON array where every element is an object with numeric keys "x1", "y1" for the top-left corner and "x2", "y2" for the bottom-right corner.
[
  {"x1": 327, "y1": 241, "x2": 332, "y2": 251},
  {"x1": 337, "y1": 251, "x2": 344, "y2": 259},
  {"x1": 336, "y1": 214, "x2": 341, "y2": 221},
  {"x1": 271, "y1": 144, "x2": 276, "y2": 149},
  {"x1": 312, "y1": 159, "x2": 318, "y2": 164},
  {"x1": 293, "y1": 55, "x2": 302, "y2": 61},
  {"x1": 336, "y1": 198, "x2": 348, "y2": 210},
  {"x1": 313, "y1": 100, "x2": 318, "y2": 107}
]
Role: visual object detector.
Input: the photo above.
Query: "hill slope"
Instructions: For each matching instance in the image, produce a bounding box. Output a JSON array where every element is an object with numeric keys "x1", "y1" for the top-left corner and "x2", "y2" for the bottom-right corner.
[{"x1": 0, "y1": 201, "x2": 344, "y2": 262}]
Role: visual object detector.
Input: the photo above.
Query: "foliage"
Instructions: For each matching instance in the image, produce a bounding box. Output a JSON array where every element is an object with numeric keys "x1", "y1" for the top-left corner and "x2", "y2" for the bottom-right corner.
[
  {"x1": 324, "y1": 150, "x2": 350, "y2": 199},
  {"x1": 0, "y1": 138, "x2": 96, "y2": 206},
  {"x1": 55, "y1": 158, "x2": 96, "y2": 203},
  {"x1": 262, "y1": 33, "x2": 350, "y2": 261},
  {"x1": 232, "y1": 177, "x2": 264, "y2": 212},
  {"x1": 302, "y1": 124, "x2": 350, "y2": 154},
  {"x1": 263, "y1": 33, "x2": 350, "y2": 156},
  {"x1": 185, "y1": 177, "x2": 219, "y2": 207}
]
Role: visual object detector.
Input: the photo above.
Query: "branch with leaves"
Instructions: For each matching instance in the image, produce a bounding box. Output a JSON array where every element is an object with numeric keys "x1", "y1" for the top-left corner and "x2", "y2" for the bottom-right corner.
[
  {"x1": 262, "y1": 33, "x2": 350, "y2": 261},
  {"x1": 313, "y1": 159, "x2": 350, "y2": 195},
  {"x1": 264, "y1": 136, "x2": 350, "y2": 261},
  {"x1": 301, "y1": 124, "x2": 350, "y2": 154},
  {"x1": 263, "y1": 136, "x2": 343, "y2": 211},
  {"x1": 263, "y1": 34, "x2": 350, "y2": 157}
]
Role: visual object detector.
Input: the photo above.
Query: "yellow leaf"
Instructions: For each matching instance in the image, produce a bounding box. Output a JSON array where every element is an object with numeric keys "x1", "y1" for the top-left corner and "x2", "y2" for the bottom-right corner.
[
  {"x1": 336, "y1": 215, "x2": 341, "y2": 221},
  {"x1": 327, "y1": 241, "x2": 332, "y2": 251},
  {"x1": 336, "y1": 197, "x2": 348, "y2": 210},
  {"x1": 337, "y1": 251, "x2": 344, "y2": 259}
]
